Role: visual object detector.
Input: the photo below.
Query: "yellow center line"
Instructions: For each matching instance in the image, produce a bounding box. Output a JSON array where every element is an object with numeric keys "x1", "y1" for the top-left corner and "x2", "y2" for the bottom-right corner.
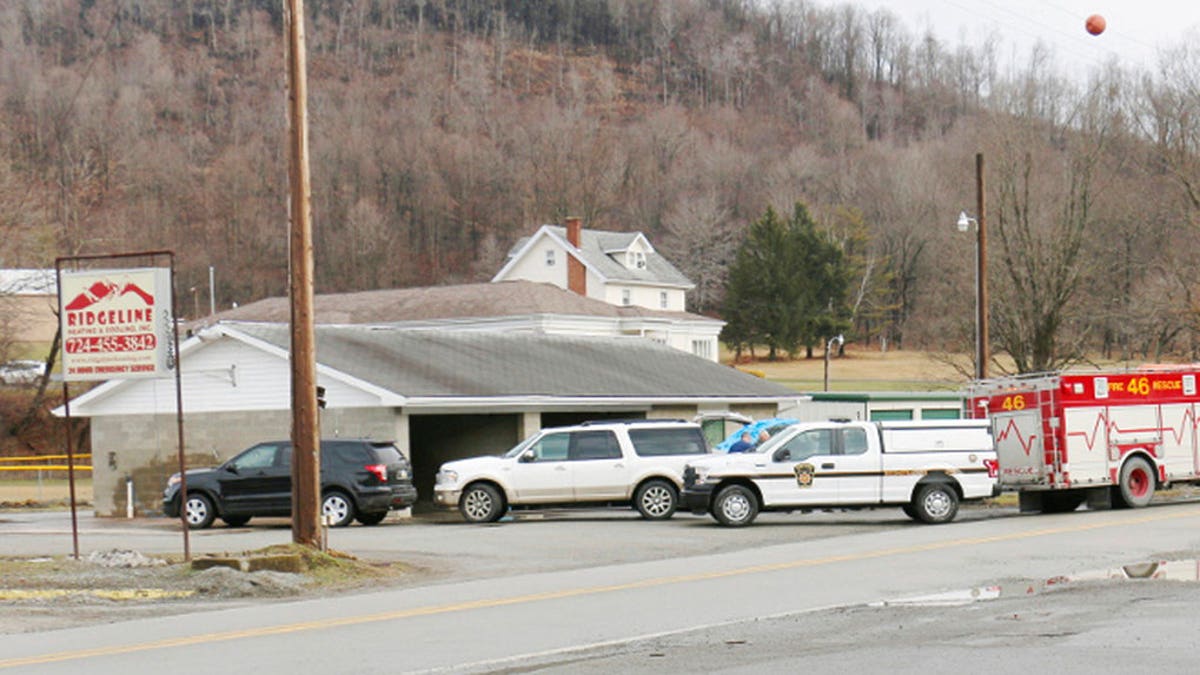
[{"x1": 3, "y1": 506, "x2": 1197, "y2": 669}]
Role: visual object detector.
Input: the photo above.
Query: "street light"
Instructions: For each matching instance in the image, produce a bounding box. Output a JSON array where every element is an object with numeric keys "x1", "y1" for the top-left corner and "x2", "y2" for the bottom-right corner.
[
  {"x1": 956, "y1": 210, "x2": 988, "y2": 380},
  {"x1": 824, "y1": 334, "x2": 844, "y2": 392}
]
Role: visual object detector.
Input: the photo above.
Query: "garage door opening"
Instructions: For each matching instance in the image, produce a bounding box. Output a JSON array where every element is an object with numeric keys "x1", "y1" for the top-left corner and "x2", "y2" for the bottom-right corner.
[{"x1": 409, "y1": 414, "x2": 520, "y2": 503}]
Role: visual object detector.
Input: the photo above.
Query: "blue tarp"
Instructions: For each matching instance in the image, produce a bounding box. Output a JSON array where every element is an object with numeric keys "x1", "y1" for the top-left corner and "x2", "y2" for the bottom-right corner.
[{"x1": 714, "y1": 417, "x2": 800, "y2": 452}]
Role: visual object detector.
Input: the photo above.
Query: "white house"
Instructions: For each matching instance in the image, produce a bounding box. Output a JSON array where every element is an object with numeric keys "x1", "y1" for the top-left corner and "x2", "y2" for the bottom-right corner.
[{"x1": 492, "y1": 218, "x2": 694, "y2": 313}]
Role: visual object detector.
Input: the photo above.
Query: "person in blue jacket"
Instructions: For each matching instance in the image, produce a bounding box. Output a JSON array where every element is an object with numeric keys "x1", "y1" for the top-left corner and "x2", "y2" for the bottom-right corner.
[{"x1": 727, "y1": 432, "x2": 755, "y2": 453}]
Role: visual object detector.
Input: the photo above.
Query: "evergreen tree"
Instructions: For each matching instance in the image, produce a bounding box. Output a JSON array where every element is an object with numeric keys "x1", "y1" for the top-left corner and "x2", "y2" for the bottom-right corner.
[{"x1": 722, "y1": 203, "x2": 852, "y2": 359}]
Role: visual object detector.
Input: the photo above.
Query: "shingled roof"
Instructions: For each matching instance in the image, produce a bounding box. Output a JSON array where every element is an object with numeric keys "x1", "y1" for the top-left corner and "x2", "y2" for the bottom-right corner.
[
  {"x1": 502, "y1": 226, "x2": 693, "y2": 288},
  {"x1": 232, "y1": 322, "x2": 791, "y2": 399},
  {"x1": 201, "y1": 280, "x2": 714, "y2": 326}
]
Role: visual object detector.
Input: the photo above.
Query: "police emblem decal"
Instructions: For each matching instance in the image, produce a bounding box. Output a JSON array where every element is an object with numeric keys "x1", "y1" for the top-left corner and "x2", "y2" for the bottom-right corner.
[{"x1": 794, "y1": 463, "x2": 815, "y2": 487}]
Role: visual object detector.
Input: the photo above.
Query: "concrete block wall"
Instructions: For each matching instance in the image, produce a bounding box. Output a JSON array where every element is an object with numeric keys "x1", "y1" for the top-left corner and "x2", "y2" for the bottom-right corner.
[
  {"x1": 647, "y1": 405, "x2": 699, "y2": 420},
  {"x1": 90, "y1": 407, "x2": 395, "y2": 517}
]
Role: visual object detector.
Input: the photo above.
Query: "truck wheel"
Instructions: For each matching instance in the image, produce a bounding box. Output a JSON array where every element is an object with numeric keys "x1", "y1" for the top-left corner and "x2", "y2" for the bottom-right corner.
[
  {"x1": 634, "y1": 479, "x2": 678, "y2": 520},
  {"x1": 1116, "y1": 456, "x2": 1155, "y2": 508},
  {"x1": 912, "y1": 483, "x2": 959, "y2": 524},
  {"x1": 712, "y1": 484, "x2": 758, "y2": 527},
  {"x1": 460, "y1": 483, "x2": 505, "y2": 523}
]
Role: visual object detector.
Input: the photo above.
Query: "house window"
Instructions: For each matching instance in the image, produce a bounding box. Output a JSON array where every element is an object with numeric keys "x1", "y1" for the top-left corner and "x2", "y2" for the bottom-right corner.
[
  {"x1": 545, "y1": 249, "x2": 556, "y2": 266},
  {"x1": 691, "y1": 339, "x2": 713, "y2": 359},
  {"x1": 621, "y1": 289, "x2": 631, "y2": 305},
  {"x1": 659, "y1": 291, "x2": 668, "y2": 309},
  {"x1": 625, "y1": 251, "x2": 646, "y2": 270}
]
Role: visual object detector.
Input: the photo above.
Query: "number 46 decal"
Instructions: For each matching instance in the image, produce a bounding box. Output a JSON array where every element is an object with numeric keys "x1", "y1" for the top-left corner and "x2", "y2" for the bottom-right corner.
[{"x1": 1001, "y1": 395, "x2": 1028, "y2": 411}]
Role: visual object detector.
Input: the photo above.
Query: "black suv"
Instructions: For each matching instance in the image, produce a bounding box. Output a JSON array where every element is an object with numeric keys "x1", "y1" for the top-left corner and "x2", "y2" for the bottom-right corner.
[{"x1": 162, "y1": 439, "x2": 418, "y2": 529}]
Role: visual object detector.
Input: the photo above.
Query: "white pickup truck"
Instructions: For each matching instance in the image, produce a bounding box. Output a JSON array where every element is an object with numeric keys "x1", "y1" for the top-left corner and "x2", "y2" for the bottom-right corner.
[{"x1": 681, "y1": 420, "x2": 998, "y2": 526}]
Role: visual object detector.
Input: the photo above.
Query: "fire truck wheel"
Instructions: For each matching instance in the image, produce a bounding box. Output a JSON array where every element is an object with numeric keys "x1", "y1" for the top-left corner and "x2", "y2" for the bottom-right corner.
[
  {"x1": 1117, "y1": 456, "x2": 1156, "y2": 508},
  {"x1": 912, "y1": 482, "x2": 959, "y2": 524}
]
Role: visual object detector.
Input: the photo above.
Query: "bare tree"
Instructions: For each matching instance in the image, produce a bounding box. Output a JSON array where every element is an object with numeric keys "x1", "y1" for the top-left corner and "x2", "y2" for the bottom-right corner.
[
  {"x1": 660, "y1": 192, "x2": 736, "y2": 314},
  {"x1": 987, "y1": 118, "x2": 1103, "y2": 373}
]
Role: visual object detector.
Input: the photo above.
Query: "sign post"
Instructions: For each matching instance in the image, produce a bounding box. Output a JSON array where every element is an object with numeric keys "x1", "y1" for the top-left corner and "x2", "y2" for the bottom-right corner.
[{"x1": 55, "y1": 252, "x2": 189, "y2": 560}]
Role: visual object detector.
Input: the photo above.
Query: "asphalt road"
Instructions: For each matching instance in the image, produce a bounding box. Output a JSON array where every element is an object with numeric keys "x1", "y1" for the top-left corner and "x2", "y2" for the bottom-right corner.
[{"x1": 4, "y1": 501, "x2": 1200, "y2": 673}]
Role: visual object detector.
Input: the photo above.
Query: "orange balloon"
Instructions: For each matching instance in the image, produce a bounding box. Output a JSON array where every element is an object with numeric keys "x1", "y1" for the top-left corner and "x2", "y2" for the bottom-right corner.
[{"x1": 1086, "y1": 14, "x2": 1106, "y2": 36}]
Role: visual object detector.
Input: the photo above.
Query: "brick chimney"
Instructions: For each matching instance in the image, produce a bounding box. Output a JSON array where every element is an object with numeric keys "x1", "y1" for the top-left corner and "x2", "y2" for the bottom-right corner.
[{"x1": 565, "y1": 217, "x2": 586, "y2": 297}]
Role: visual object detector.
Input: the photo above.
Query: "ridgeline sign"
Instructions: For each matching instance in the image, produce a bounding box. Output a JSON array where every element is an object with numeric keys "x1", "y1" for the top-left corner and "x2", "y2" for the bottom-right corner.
[{"x1": 59, "y1": 268, "x2": 175, "y2": 381}]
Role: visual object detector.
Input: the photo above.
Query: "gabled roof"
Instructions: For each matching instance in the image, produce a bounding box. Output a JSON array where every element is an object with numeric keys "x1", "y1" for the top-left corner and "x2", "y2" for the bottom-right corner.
[
  {"x1": 0, "y1": 269, "x2": 56, "y2": 296},
  {"x1": 493, "y1": 226, "x2": 694, "y2": 289},
  {"x1": 61, "y1": 322, "x2": 798, "y2": 415},
  {"x1": 197, "y1": 280, "x2": 715, "y2": 328},
  {"x1": 234, "y1": 322, "x2": 788, "y2": 399}
]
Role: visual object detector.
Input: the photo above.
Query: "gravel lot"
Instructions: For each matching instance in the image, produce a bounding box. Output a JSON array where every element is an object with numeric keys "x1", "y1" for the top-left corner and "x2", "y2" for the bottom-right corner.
[{"x1": 0, "y1": 535, "x2": 432, "y2": 635}]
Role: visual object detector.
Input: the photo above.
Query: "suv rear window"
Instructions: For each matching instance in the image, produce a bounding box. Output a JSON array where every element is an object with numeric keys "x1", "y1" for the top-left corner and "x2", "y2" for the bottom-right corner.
[
  {"x1": 628, "y1": 427, "x2": 707, "y2": 457},
  {"x1": 568, "y1": 430, "x2": 622, "y2": 460},
  {"x1": 323, "y1": 441, "x2": 370, "y2": 466},
  {"x1": 368, "y1": 443, "x2": 405, "y2": 464}
]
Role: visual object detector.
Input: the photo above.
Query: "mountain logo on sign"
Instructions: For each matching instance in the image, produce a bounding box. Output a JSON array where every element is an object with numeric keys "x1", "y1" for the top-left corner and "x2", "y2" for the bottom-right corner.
[{"x1": 65, "y1": 279, "x2": 155, "y2": 311}]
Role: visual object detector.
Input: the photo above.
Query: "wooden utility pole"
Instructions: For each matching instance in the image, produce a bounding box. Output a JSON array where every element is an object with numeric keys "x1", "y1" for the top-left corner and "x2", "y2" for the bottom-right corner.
[
  {"x1": 976, "y1": 152, "x2": 989, "y2": 380},
  {"x1": 285, "y1": 0, "x2": 321, "y2": 548}
]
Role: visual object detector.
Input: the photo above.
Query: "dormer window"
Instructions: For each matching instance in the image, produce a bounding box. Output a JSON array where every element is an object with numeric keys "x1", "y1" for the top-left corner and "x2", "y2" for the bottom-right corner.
[
  {"x1": 625, "y1": 250, "x2": 646, "y2": 270},
  {"x1": 545, "y1": 249, "x2": 556, "y2": 266}
]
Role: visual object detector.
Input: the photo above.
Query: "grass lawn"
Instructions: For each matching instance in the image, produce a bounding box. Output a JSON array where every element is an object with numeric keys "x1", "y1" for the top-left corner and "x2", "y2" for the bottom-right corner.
[
  {"x1": 728, "y1": 346, "x2": 982, "y2": 393},
  {"x1": 0, "y1": 477, "x2": 92, "y2": 505},
  {"x1": 728, "y1": 345, "x2": 1145, "y2": 393}
]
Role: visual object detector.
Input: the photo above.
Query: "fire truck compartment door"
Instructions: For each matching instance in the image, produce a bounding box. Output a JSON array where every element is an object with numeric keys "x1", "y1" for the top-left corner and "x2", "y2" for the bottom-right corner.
[{"x1": 992, "y1": 411, "x2": 1044, "y2": 485}]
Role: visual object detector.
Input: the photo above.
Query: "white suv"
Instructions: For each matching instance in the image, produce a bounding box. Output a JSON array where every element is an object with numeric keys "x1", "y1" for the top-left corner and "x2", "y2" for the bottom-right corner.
[{"x1": 434, "y1": 420, "x2": 710, "y2": 523}]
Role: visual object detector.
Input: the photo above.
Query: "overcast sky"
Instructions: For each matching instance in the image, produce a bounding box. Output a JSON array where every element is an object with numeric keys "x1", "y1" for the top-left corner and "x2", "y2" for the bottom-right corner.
[{"x1": 814, "y1": 0, "x2": 1200, "y2": 78}]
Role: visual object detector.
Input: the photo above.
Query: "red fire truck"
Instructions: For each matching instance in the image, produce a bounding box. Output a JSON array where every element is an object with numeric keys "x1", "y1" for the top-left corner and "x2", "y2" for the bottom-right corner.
[{"x1": 968, "y1": 366, "x2": 1200, "y2": 513}]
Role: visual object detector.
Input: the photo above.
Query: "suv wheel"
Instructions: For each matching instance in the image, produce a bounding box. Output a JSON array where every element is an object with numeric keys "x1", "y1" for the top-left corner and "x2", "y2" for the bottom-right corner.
[
  {"x1": 183, "y1": 493, "x2": 216, "y2": 530},
  {"x1": 634, "y1": 479, "x2": 678, "y2": 520},
  {"x1": 322, "y1": 490, "x2": 355, "y2": 527},
  {"x1": 460, "y1": 483, "x2": 504, "y2": 523}
]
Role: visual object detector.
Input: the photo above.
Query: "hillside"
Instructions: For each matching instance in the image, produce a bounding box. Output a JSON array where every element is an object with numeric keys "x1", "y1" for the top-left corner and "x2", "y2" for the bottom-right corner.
[{"x1": 0, "y1": 1, "x2": 1198, "y2": 369}]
